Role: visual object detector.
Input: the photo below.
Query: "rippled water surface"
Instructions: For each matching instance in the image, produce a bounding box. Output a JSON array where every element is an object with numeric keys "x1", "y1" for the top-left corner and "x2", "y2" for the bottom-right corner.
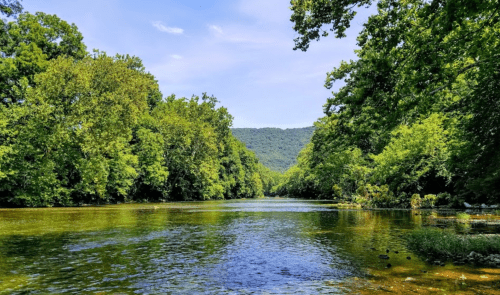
[{"x1": 1, "y1": 199, "x2": 499, "y2": 294}]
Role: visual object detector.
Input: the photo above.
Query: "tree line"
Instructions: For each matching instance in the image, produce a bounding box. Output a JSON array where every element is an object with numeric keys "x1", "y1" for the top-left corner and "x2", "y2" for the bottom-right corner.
[
  {"x1": 0, "y1": 3, "x2": 279, "y2": 207},
  {"x1": 279, "y1": 0, "x2": 500, "y2": 208}
]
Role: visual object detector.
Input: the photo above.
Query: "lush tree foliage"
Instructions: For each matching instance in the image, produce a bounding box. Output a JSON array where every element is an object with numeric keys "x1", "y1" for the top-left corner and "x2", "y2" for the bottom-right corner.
[
  {"x1": 0, "y1": 0, "x2": 22, "y2": 17},
  {"x1": 0, "y1": 12, "x2": 87, "y2": 105},
  {"x1": 231, "y1": 127, "x2": 314, "y2": 172},
  {"x1": 0, "y1": 11, "x2": 274, "y2": 207},
  {"x1": 282, "y1": 0, "x2": 500, "y2": 206}
]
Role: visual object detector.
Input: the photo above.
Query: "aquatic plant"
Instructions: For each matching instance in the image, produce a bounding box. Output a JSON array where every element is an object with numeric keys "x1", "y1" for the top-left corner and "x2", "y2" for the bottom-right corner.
[
  {"x1": 456, "y1": 212, "x2": 471, "y2": 221},
  {"x1": 406, "y1": 228, "x2": 500, "y2": 260}
]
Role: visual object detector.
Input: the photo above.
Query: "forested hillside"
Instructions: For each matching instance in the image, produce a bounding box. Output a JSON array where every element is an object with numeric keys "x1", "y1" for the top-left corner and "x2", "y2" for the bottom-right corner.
[
  {"x1": 231, "y1": 127, "x2": 314, "y2": 172},
  {"x1": 280, "y1": 0, "x2": 500, "y2": 207}
]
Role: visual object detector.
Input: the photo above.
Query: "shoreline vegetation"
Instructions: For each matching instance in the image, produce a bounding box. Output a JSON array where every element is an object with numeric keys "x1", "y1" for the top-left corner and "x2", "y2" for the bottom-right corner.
[
  {"x1": 0, "y1": 4, "x2": 282, "y2": 208},
  {"x1": 275, "y1": 0, "x2": 500, "y2": 211},
  {"x1": 408, "y1": 210, "x2": 500, "y2": 268},
  {"x1": 406, "y1": 228, "x2": 500, "y2": 268}
]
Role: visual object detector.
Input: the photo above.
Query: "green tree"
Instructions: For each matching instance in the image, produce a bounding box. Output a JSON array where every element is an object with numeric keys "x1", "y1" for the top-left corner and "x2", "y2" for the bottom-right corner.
[
  {"x1": 284, "y1": 0, "x2": 500, "y2": 205},
  {"x1": 371, "y1": 114, "x2": 452, "y2": 195},
  {"x1": 0, "y1": 9, "x2": 272, "y2": 206},
  {"x1": 0, "y1": 12, "x2": 87, "y2": 104},
  {"x1": 0, "y1": 0, "x2": 22, "y2": 17},
  {"x1": 0, "y1": 53, "x2": 156, "y2": 206}
]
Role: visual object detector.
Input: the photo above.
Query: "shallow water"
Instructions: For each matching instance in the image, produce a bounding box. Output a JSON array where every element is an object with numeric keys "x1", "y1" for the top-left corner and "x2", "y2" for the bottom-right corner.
[{"x1": 0, "y1": 198, "x2": 499, "y2": 294}]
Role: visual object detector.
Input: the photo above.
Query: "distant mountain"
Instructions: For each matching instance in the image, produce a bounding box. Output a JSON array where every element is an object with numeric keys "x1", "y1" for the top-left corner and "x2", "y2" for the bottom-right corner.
[{"x1": 231, "y1": 127, "x2": 314, "y2": 172}]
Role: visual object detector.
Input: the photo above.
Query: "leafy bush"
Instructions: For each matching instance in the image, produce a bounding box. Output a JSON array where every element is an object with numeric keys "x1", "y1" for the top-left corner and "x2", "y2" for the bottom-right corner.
[
  {"x1": 456, "y1": 212, "x2": 471, "y2": 221},
  {"x1": 411, "y1": 194, "x2": 422, "y2": 209},
  {"x1": 355, "y1": 184, "x2": 396, "y2": 208},
  {"x1": 422, "y1": 194, "x2": 437, "y2": 208}
]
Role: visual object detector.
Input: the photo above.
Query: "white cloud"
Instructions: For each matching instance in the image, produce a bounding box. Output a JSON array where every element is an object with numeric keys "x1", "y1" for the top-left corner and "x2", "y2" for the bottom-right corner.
[
  {"x1": 208, "y1": 25, "x2": 223, "y2": 34},
  {"x1": 152, "y1": 21, "x2": 184, "y2": 34},
  {"x1": 170, "y1": 54, "x2": 182, "y2": 59},
  {"x1": 207, "y1": 23, "x2": 282, "y2": 46}
]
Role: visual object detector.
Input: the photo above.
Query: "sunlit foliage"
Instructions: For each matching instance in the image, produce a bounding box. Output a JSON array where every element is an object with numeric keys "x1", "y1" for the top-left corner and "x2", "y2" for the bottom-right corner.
[
  {"x1": 0, "y1": 10, "x2": 274, "y2": 206},
  {"x1": 282, "y1": 0, "x2": 500, "y2": 206}
]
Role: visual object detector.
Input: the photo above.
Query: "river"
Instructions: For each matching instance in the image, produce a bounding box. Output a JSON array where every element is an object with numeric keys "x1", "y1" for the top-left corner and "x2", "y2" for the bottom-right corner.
[{"x1": 1, "y1": 198, "x2": 499, "y2": 294}]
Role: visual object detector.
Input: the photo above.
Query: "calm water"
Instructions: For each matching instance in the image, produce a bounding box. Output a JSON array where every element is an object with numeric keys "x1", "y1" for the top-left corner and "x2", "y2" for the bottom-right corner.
[{"x1": 1, "y1": 198, "x2": 499, "y2": 294}]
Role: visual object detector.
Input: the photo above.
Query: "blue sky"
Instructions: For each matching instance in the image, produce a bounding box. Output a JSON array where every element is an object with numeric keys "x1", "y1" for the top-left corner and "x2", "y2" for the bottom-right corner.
[{"x1": 22, "y1": 0, "x2": 373, "y2": 128}]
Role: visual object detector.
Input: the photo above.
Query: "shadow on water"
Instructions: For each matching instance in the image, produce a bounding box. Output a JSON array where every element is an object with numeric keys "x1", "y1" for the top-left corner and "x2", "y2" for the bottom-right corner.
[{"x1": 0, "y1": 199, "x2": 499, "y2": 294}]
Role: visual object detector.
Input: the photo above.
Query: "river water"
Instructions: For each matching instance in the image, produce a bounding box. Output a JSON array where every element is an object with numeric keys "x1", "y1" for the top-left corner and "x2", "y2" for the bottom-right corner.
[{"x1": 0, "y1": 198, "x2": 499, "y2": 294}]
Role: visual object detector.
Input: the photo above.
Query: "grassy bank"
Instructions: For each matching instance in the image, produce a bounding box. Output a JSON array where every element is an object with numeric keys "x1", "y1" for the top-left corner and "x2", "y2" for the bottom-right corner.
[{"x1": 406, "y1": 228, "x2": 500, "y2": 267}]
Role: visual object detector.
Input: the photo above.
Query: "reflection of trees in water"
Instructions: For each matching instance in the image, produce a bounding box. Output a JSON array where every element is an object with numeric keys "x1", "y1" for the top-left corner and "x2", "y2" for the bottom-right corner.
[
  {"x1": 0, "y1": 206, "x2": 240, "y2": 294},
  {"x1": 304, "y1": 210, "x2": 424, "y2": 269},
  {"x1": 7, "y1": 203, "x2": 496, "y2": 294}
]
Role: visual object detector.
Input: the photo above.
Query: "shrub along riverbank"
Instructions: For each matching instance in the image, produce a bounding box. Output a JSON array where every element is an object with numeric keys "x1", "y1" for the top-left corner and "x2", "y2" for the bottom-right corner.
[{"x1": 406, "y1": 228, "x2": 500, "y2": 268}]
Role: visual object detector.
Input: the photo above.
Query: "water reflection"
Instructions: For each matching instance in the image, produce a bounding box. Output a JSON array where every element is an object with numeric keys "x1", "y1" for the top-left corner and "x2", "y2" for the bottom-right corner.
[{"x1": 0, "y1": 199, "x2": 499, "y2": 294}]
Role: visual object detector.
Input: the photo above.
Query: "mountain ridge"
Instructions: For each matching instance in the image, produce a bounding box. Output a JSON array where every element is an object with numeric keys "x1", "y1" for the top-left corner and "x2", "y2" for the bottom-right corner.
[{"x1": 231, "y1": 126, "x2": 314, "y2": 172}]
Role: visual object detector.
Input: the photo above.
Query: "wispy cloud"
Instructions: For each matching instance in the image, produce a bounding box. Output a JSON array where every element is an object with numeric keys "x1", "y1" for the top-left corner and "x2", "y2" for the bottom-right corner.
[
  {"x1": 170, "y1": 54, "x2": 182, "y2": 59},
  {"x1": 207, "y1": 23, "x2": 280, "y2": 45},
  {"x1": 208, "y1": 25, "x2": 223, "y2": 34},
  {"x1": 152, "y1": 21, "x2": 183, "y2": 34}
]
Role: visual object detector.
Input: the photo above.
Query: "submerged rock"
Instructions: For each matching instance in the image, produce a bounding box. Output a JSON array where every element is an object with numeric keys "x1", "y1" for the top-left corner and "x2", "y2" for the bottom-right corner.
[
  {"x1": 484, "y1": 254, "x2": 500, "y2": 267},
  {"x1": 467, "y1": 251, "x2": 485, "y2": 264}
]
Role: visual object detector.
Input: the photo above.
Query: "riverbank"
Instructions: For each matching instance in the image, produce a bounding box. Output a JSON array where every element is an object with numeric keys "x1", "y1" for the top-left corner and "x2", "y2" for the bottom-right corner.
[{"x1": 406, "y1": 228, "x2": 500, "y2": 268}]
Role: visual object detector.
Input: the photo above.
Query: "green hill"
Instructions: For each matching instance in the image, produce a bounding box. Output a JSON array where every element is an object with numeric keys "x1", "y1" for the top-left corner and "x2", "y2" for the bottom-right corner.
[{"x1": 231, "y1": 127, "x2": 314, "y2": 172}]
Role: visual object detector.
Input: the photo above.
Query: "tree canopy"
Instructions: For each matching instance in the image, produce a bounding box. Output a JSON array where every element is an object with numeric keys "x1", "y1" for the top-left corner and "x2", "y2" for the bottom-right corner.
[
  {"x1": 0, "y1": 0, "x2": 22, "y2": 17},
  {"x1": 281, "y1": 0, "x2": 500, "y2": 207},
  {"x1": 0, "y1": 10, "x2": 278, "y2": 207}
]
